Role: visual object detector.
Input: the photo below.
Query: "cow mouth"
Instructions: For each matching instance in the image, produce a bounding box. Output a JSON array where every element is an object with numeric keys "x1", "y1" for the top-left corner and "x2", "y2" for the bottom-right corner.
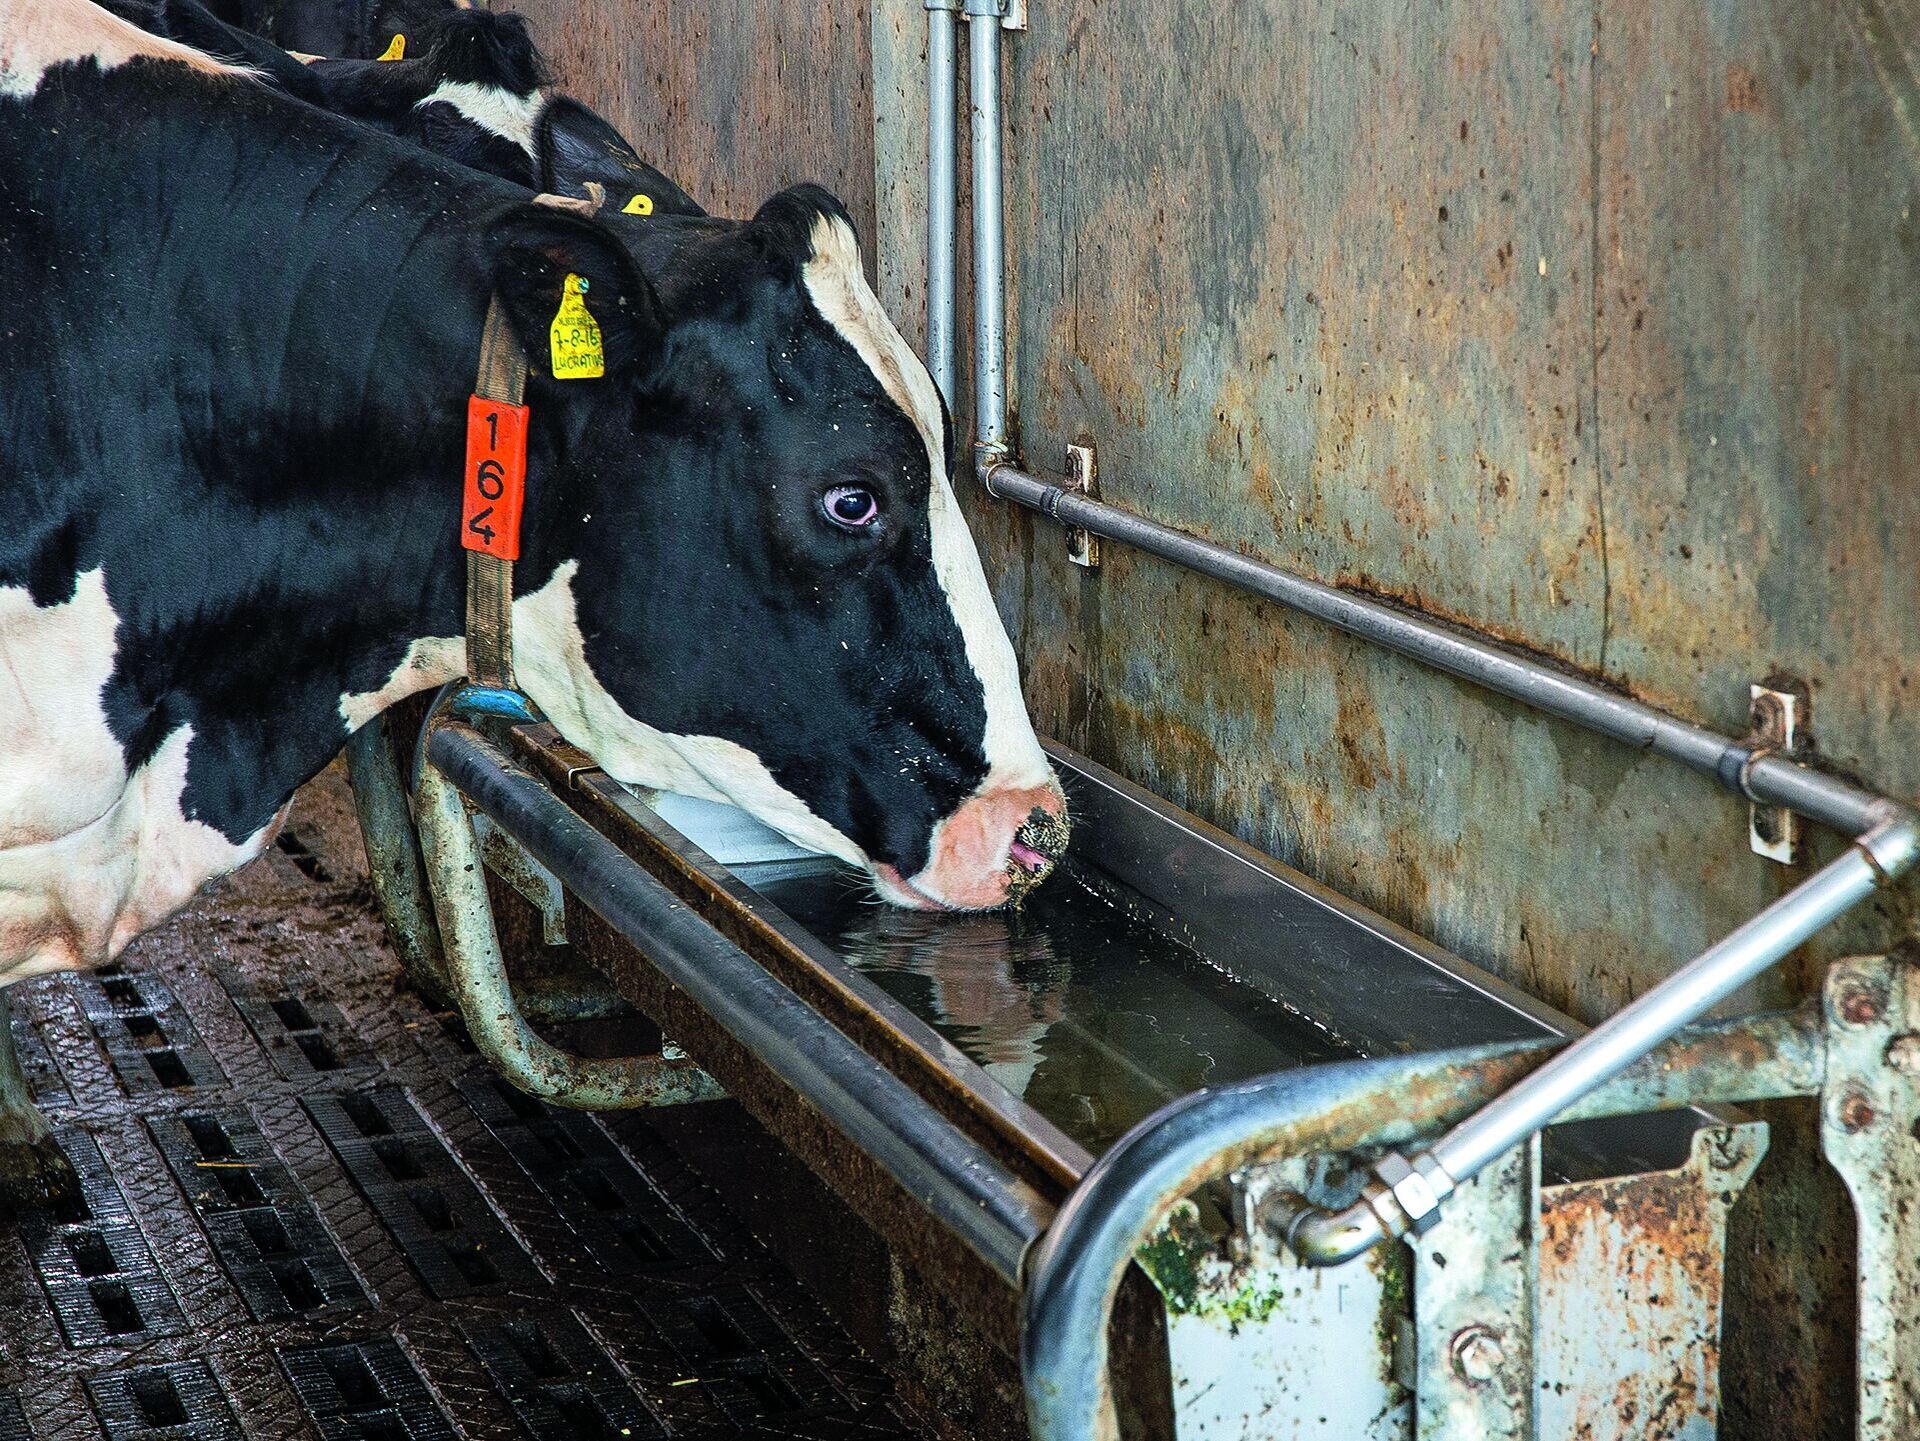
[{"x1": 870, "y1": 804, "x2": 1070, "y2": 913}]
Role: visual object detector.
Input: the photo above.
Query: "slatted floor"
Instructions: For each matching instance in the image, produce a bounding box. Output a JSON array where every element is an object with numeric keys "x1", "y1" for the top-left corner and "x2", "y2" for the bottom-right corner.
[{"x1": 0, "y1": 767, "x2": 923, "y2": 1441}]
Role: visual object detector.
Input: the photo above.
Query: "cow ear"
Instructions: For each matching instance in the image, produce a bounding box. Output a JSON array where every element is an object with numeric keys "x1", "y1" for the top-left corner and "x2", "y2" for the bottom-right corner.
[
  {"x1": 535, "y1": 96, "x2": 706, "y2": 217},
  {"x1": 483, "y1": 204, "x2": 666, "y2": 383},
  {"x1": 746, "y1": 184, "x2": 857, "y2": 278}
]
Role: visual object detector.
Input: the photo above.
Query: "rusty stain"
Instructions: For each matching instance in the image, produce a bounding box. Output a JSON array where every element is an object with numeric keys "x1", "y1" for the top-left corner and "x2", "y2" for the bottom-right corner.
[{"x1": 1726, "y1": 63, "x2": 1769, "y2": 114}]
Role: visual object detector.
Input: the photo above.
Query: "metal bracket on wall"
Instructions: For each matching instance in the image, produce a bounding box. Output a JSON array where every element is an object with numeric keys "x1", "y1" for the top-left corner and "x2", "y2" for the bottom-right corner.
[
  {"x1": 1065, "y1": 439, "x2": 1100, "y2": 569},
  {"x1": 1746, "y1": 681, "x2": 1807, "y2": 864},
  {"x1": 962, "y1": 0, "x2": 1024, "y2": 33}
]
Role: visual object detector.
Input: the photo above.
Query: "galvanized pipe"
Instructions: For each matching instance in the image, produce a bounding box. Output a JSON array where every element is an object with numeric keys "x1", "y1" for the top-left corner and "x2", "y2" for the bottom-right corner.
[
  {"x1": 985, "y1": 462, "x2": 1903, "y2": 839},
  {"x1": 926, "y1": 0, "x2": 960, "y2": 404},
  {"x1": 966, "y1": 0, "x2": 1008, "y2": 467},
  {"x1": 427, "y1": 722, "x2": 1054, "y2": 1286},
  {"x1": 1023, "y1": 1001, "x2": 1829, "y2": 1440},
  {"x1": 1282, "y1": 806, "x2": 1918, "y2": 1266},
  {"x1": 416, "y1": 751, "x2": 725, "y2": 1110}
]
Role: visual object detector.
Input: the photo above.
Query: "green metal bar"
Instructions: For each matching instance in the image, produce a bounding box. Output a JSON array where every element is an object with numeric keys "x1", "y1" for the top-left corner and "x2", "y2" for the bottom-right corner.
[
  {"x1": 343, "y1": 717, "x2": 450, "y2": 1003},
  {"x1": 415, "y1": 741, "x2": 724, "y2": 1110}
]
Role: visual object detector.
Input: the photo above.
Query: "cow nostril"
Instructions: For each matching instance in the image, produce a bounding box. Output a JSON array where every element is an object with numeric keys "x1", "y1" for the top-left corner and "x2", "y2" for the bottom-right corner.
[{"x1": 1011, "y1": 805, "x2": 1070, "y2": 876}]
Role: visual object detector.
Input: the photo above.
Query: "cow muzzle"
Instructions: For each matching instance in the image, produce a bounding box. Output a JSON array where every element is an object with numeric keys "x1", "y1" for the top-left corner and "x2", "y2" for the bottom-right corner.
[{"x1": 872, "y1": 777, "x2": 1071, "y2": 912}]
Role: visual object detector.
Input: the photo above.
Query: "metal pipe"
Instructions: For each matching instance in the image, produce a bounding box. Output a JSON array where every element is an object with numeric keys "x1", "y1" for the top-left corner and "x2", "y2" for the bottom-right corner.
[
  {"x1": 1281, "y1": 807, "x2": 1919, "y2": 1267},
  {"x1": 343, "y1": 718, "x2": 451, "y2": 1002},
  {"x1": 1023, "y1": 1000, "x2": 1829, "y2": 1440},
  {"x1": 926, "y1": 0, "x2": 960, "y2": 405},
  {"x1": 427, "y1": 722, "x2": 1054, "y2": 1286},
  {"x1": 984, "y1": 461, "x2": 1902, "y2": 839},
  {"x1": 511, "y1": 970, "x2": 637, "y2": 1026},
  {"x1": 417, "y1": 752, "x2": 726, "y2": 1110},
  {"x1": 1438, "y1": 812, "x2": 1912, "y2": 1180},
  {"x1": 966, "y1": 1, "x2": 1007, "y2": 468}
]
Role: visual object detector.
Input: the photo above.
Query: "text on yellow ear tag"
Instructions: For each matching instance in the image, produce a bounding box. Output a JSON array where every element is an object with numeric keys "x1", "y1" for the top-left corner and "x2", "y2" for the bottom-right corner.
[
  {"x1": 376, "y1": 32, "x2": 405, "y2": 60},
  {"x1": 621, "y1": 193, "x2": 654, "y2": 216},
  {"x1": 549, "y1": 273, "x2": 606, "y2": 380}
]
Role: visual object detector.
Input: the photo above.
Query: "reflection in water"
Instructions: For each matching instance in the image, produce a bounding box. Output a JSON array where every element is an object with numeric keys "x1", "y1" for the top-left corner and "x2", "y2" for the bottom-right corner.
[{"x1": 735, "y1": 859, "x2": 1355, "y2": 1154}]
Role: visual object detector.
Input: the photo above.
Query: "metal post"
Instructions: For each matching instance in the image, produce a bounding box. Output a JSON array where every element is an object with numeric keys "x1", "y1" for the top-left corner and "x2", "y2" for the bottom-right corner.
[
  {"x1": 926, "y1": 0, "x2": 960, "y2": 406},
  {"x1": 965, "y1": 0, "x2": 1008, "y2": 471},
  {"x1": 343, "y1": 717, "x2": 450, "y2": 1002}
]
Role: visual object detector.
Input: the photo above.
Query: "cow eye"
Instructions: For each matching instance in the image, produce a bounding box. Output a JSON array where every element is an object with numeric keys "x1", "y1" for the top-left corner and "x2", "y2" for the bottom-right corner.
[{"x1": 822, "y1": 485, "x2": 881, "y2": 531}]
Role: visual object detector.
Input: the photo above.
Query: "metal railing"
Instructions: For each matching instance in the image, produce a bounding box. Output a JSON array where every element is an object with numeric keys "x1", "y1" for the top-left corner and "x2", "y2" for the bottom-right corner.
[{"x1": 411, "y1": 705, "x2": 1054, "y2": 1286}]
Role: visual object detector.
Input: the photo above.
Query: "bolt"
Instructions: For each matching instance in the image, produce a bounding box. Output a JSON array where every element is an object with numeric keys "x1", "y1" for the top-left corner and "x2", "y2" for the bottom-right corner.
[
  {"x1": 1839, "y1": 1091, "x2": 1877, "y2": 1134},
  {"x1": 1449, "y1": 1325, "x2": 1505, "y2": 1384},
  {"x1": 1838, "y1": 984, "x2": 1884, "y2": 1027},
  {"x1": 1887, "y1": 1035, "x2": 1920, "y2": 1074}
]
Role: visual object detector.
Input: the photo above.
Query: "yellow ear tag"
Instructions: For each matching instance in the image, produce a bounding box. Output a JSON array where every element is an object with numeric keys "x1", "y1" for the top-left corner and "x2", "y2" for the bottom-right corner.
[
  {"x1": 376, "y1": 32, "x2": 405, "y2": 60},
  {"x1": 549, "y1": 273, "x2": 605, "y2": 380},
  {"x1": 621, "y1": 192, "x2": 654, "y2": 216}
]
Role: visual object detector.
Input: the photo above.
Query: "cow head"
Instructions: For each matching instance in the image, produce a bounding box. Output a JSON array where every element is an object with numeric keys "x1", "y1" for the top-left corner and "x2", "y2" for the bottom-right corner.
[{"x1": 482, "y1": 185, "x2": 1068, "y2": 910}]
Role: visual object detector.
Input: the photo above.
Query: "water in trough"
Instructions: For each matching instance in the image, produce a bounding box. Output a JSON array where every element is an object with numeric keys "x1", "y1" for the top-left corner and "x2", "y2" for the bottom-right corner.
[{"x1": 729, "y1": 856, "x2": 1353, "y2": 1156}]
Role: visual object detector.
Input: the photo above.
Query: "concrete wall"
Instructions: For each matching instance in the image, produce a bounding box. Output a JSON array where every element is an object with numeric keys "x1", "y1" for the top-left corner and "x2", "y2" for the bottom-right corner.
[{"x1": 516, "y1": 3, "x2": 1920, "y2": 1432}]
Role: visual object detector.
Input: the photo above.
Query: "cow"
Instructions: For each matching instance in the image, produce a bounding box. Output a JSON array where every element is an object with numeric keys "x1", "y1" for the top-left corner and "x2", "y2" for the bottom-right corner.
[
  {"x1": 0, "y1": 0, "x2": 1070, "y2": 1202},
  {"x1": 109, "y1": 0, "x2": 706, "y2": 214}
]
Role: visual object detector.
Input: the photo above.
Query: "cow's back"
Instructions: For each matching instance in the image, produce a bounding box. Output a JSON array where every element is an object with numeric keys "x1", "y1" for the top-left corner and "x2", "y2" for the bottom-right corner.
[{"x1": 0, "y1": 0, "x2": 507, "y2": 976}]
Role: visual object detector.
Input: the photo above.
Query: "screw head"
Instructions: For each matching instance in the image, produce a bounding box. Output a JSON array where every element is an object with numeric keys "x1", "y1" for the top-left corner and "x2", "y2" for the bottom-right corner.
[
  {"x1": 1838, "y1": 984, "x2": 1884, "y2": 1027},
  {"x1": 1449, "y1": 1325, "x2": 1505, "y2": 1384},
  {"x1": 1839, "y1": 1091, "x2": 1877, "y2": 1134}
]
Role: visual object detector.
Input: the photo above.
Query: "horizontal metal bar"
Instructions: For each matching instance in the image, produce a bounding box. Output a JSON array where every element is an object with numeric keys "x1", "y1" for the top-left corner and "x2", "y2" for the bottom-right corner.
[
  {"x1": 425, "y1": 723, "x2": 1053, "y2": 1286},
  {"x1": 984, "y1": 462, "x2": 1902, "y2": 839},
  {"x1": 1023, "y1": 1001, "x2": 1827, "y2": 1441}
]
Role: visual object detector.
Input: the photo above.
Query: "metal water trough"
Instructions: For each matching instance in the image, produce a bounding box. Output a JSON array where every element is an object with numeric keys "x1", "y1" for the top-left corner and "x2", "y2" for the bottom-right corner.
[{"x1": 345, "y1": 667, "x2": 1912, "y2": 1440}]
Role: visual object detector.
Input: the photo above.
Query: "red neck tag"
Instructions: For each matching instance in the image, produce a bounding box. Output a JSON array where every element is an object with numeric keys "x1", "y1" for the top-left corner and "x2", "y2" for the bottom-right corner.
[{"x1": 463, "y1": 395, "x2": 529, "y2": 559}]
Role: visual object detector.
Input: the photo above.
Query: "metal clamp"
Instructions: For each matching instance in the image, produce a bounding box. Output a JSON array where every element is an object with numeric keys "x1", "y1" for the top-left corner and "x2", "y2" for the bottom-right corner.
[
  {"x1": 962, "y1": 0, "x2": 1024, "y2": 29},
  {"x1": 1064, "y1": 438, "x2": 1100, "y2": 569},
  {"x1": 1746, "y1": 681, "x2": 1806, "y2": 863}
]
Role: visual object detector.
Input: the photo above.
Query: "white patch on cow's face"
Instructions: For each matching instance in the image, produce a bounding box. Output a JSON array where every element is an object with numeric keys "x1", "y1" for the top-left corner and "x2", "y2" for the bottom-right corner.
[
  {"x1": 513, "y1": 563, "x2": 869, "y2": 867},
  {"x1": 0, "y1": 571, "x2": 278, "y2": 981},
  {"x1": 338, "y1": 635, "x2": 466, "y2": 733},
  {"x1": 798, "y1": 215, "x2": 1055, "y2": 797},
  {"x1": 417, "y1": 81, "x2": 543, "y2": 155},
  {"x1": 1, "y1": 0, "x2": 240, "y2": 99}
]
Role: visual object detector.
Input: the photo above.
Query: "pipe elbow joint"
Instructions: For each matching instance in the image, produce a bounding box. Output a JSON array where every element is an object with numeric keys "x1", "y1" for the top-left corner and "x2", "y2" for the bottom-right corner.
[{"x1": 1857, "y1": 802, "x2": 1920, "y2": 885}]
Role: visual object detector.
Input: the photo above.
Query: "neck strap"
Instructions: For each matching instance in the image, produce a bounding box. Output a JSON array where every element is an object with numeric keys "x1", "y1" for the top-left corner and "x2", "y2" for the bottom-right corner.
[{"x1": 463, "y1": 298, "x2": 530, "y2": 687}]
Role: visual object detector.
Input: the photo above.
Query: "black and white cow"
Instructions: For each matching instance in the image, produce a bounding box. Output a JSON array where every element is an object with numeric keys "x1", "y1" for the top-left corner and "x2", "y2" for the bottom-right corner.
[
  {"x1": 113, "y1": 0, "x2": 706, "y2": 213},
  {"x1": 0, "y1": 2, "x2": 1068, "y2": 978}
]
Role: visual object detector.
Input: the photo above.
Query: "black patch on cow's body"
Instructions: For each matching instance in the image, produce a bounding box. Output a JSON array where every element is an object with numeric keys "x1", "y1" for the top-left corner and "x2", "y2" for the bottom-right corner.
[{"x1": 2, "y1": 46, "x2": 992, "y2": 878}]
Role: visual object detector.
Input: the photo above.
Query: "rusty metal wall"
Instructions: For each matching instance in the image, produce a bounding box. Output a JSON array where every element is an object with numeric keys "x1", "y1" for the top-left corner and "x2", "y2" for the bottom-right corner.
[{"x1": 515, "y1": 3, "x2": 1914, "y2": 1434}]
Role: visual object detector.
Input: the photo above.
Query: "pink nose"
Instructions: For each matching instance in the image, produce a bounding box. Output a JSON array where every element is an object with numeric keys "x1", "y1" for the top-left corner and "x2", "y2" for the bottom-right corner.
[{"x1": 884, "y1": 778, "x2": 1070, "y2": 911}]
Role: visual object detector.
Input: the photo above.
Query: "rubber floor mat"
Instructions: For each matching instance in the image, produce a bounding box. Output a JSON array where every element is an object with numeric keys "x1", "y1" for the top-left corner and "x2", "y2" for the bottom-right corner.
[{"x1": 0, "y1": 765, "x2": 924, "y2": 1441}]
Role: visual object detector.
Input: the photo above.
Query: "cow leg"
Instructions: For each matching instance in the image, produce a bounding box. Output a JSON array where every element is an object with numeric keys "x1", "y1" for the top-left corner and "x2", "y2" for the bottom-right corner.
[{"x1": 0, "y1": 988, "x2": 78, "y2": 1217}]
